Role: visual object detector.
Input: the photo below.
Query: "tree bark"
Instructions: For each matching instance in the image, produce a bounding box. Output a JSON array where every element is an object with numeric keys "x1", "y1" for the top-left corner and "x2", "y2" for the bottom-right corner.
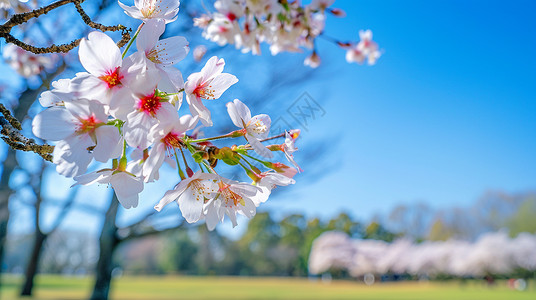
[
  {"x1": 90, "y1": 197, "x2": 119, "y2": 300},
  {"x1": 0, "y1": 149, "x2": 17, "y2": 299},
  {"x1": 20, "y1": 230, "x2": 47, "y2": 296}
]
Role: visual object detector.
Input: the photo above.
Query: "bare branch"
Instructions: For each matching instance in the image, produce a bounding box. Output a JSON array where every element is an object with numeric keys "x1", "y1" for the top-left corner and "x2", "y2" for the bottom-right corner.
[
  {"x1": 48, "y1": 186, "x2": 80, "y2": 234},
  {"x1": 0, "y1": 0, "x2": 131, "y2": 53},
  {"x1": 73, "y1": 0, "x2": 128, "y2": 33},
  {"x1": 118, "y1": 221, "x2": 186, "y2": 242},
  {"x1": 2, "y1": 33, "x2": 83, "y2": 54},
  {"x1": 0, "y1": 103, "x2": 21, "y2": 130},
  {"x1": 1, "y1": 0, "x2": 76, "y2": 30},
  {"x1": 0, "y1": 107, "x2": 53, "y2": 162}
]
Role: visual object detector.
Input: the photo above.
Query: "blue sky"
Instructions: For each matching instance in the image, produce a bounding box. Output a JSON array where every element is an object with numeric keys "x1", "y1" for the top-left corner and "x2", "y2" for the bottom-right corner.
[
  {"x1": 2, "y1": 0, "x2": 536, "y2": 236},
  {"x1": 263, "y1": 0, "x2": 536, "y2": 221}
]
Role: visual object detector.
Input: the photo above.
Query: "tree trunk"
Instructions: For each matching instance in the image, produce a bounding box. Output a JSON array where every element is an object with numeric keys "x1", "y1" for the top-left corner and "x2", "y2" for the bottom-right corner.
[
  {"x1": 90, "y1": 197, "x2": 119, "y2": 300},
  {"x1": 0, "y1": 149, "x2": 17, "y2": 299},
  {"x1": 20, "y1": 230, "x2": 47, "y2": 296}
]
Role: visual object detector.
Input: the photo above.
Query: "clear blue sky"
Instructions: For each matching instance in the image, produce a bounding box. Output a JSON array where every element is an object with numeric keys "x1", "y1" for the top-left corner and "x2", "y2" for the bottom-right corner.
[
  {"x1": 3, "y1": 0, "x2": 536, "y2": 236},
  {"x1": 259, "y1": 0, "x2": 536, "y2": 223}
]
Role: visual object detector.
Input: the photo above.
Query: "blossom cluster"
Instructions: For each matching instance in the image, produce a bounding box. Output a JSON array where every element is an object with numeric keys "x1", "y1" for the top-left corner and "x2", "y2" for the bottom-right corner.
[
  {"x1": 2, "y1": 43, "x2": 55, "y2": 78},
  {"x1": 194, "y1": 0, "x2": 381, "y2": 67},
  {"x1": 343, "y1": 29, "x2": 381, "y2": 65},
  {"x1": 0, "y1": 0, "x2": 28, "y2": 15},
  {"x1": 30, "y1": 0, "x2": 300, "y2": 230},
  {"x1": 309, "y1": 231, "x2": 536, "y2": 278}
]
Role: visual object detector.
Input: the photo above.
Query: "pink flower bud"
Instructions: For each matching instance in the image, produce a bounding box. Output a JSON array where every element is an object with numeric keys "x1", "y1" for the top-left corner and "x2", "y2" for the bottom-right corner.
[{"x1": 329, "y1": 8, "x2": 346, "y2": 17}]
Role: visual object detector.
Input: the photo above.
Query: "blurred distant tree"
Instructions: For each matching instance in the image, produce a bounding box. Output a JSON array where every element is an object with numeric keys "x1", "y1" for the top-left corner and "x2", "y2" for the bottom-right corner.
[
  {"x1": 18, "y1": 162, "x2": 80, "y2": 296},
  {"x1": 505, "y1": 196, "x2": 536, "y2": 236},
  {"x1": 363, "y1": 220, "x2": 397, "y2": 242},
  {"x1": 152, "y1": 212, "x2": 371, "y2": 277},
  {"x1": 388, "y1": 203, "x2": 432, "y2": 241},
  {"x1": 427, "y1": 218, "x2": 455, "y2": 241},
  {"x1": 238, "y1": 212, "x2": 279, "y2": 275},
  {"x1": 471, "y1": 191, "x2": 524, "y2": 233},
  {"x1": 158, "y1": 230, "x2": 199, "y2": 274},
  {"x1": 327, "y1": 212, "x2": 361, "y2": 236}
]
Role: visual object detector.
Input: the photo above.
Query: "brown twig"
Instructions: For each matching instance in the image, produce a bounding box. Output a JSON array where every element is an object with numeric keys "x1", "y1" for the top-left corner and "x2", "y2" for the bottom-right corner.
[
  {"x1": 0, "y1": 104, "x2": 54, "y2": 162},
  {"x1": 1, "y1": 0, "x2": 76, "y2": 30},
  {"x1": 3, "y1": 33, "x2": 82, "y2": 54},
  {"x1": 0, "y1": 0, "x2": 131, "y2": 53},
  {"x1": 73, "y1": 0, "x2": 127, "y2": 33}
]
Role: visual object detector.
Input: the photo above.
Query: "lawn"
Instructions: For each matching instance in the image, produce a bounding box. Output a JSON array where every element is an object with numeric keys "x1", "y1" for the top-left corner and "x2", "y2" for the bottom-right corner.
[{"x1": 1, "y1": 275, "x2": 535, "y2": 300}]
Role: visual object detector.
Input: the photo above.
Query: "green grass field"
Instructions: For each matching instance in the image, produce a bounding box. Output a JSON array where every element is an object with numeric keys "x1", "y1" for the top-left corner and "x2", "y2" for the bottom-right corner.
[{"x1": 1, "y1": 275, "x2": 535, "y2": 300}]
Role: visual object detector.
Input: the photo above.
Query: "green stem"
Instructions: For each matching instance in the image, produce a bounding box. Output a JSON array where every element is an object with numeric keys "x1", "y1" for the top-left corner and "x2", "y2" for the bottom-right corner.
[
  {"x1": 189, "y1": 133, "x2": 234, "y2": 143},
  {"x1": 121, "y1": 23, "x2": 144, "y2": 59},
  {"x1": 242, "y1": 153, "x2": 268, "y2": 164},
  {"x1": 237, "y1": 153, "x2": 255, "y2": 169},
  {"x1": 237, "y1": 161, "x2": 251, "y2": 172},
  {"x1": 204, "y1": 161, "x2": 215, "y2": 173},
  {"x1": 174, "y1": 149, "x2": 186, "y2": 180},
  {"x1": 165, "y1": 89, "x2": 185, "y2": 96}
]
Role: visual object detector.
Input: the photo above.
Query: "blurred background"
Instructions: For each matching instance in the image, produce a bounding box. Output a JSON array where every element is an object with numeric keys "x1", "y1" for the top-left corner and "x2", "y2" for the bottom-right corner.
[{"x1": 0, "y1": 0, "x2": 535, "y2": 299}]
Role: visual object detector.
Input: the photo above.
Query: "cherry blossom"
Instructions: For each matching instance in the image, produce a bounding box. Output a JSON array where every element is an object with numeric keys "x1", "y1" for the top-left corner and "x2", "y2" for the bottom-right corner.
[
  {"x1": 154, "y1": 171, "x2": 219, "y2": 223},
  {"x1": 192, "y1": 45, "x2": 207, "y2": 62},
  {"x1": 226, "y1": 99, "x2": 273, "y2": 158},
  {"x1": 70, "y1": 31, "x2": 143, "y2": 116},
  {"x1": 0, "y1": 0, "x2": 29, "y2": 13},
  {"x1": 118, "y1": 0, "x2": 180, "y2": 23},
  {"x1": 309, "y1": 231, "x2": 536, "y2": 278},
  {"x1": 204, "y1": 177, "x2": 261, "y2": 230},
  {"x1": 122, "y1": 79, "x2": 179, "y2": 149},
  {"x1": 136, "y1": 19, "x2": 189, "y2": 93},
  {"x1": 143, "y1": 114, "x2": 198, "y2": 182},
  {"x1": 309, "y1": 0, "x2": 335, "y2": 11},
  {"x1": 38, "y1": 78, "x2": 74, "y2": 107},
  {"x1": 345, "y1": 30, "x2": 381, "y2": 65},
  {"x1": 214, "y1": 0, "x2": 244, "y2": 21},
  {"x1": 195, "y1": 0, "x2": 379, "y2": 68},
  {"x1": 184, "y1": 56, "x2": 238, "y2": 126},
  {"x1": 251, "y1": 171, "x2": 295, "y2": 206},
  {"x1": 32, "y1": 99, "x2": 122, "y2": 177},
  {"x1": 73, "y1": 161, "x2": 144, "y2": 209},
  {"x1": 2, "y1": 43, "x2": 54, "y2": 77},
  {"x1": 304, "y1": 52, "x2": 321, "y2": 68},
  {"x1": 282, "y1": 130, "x2": 302, "y2": 172}
]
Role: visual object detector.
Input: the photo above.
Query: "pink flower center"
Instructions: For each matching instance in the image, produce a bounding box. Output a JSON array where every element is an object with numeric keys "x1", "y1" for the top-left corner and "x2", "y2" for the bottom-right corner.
[
  {"x1": 193, "y1": 82, "x2": 216, "y2": 99},
  {"x1": 188, "y1": 179, "x2": 208, "y2": 203},
  {"x1": 227, "y1": 12, "x2": 237, "y2": 21},
  {"x1": 162, "y1": 132, "x2": 181, "y2": 150},
  {"x1": 138, "y1": 92, "x2": 162, "y2": 116},
  {"x1": 218, "y1": 181, "x2": 243, "y2": 207},
  {"x1": 140, "y1": 0, "x2": 160, "y2": 18},
  {"x1": 99, "y1": 67, "x2": 123, "y2": 88},
  {"x1": 77, "y1": 114, "x2": 100, "y2": 134},
  {"x1": 146, "y1": 46, "x2": 166, "y2": 64}
]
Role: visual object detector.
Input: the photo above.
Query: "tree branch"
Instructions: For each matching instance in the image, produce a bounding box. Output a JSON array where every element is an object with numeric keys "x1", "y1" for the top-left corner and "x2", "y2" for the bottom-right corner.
[
  {"x1": 0, "y1": 104, "x2": 53, "y2": 162},
  {"x1": 0, "y1": 0, "x2": 131, "y2": 53},
  {"x1": 118, "y1": 221, "x2": 186, "y2": 243},
  {"x1": 1, "y1": 0, "x2": 76, "y2": 30}
]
